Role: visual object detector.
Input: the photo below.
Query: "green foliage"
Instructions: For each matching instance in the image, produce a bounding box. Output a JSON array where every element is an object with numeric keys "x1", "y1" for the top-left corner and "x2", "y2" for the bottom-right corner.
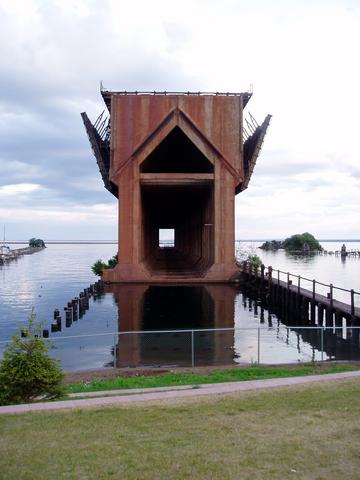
[
  {"x1": 247, "y1": 254, "x2": 262, "y2": 268},
  {"x1": 28, "y1": 238, "x2": 45, "y2": 248},
  {"x1": 235, "y1": 243, "x2": 262, "y2": 268},
  {"x1": 259, "y1": 233, "x2": 322, "y2": 252},
  {"x1": 107, "y1": 253, "x2": 118, "y2": 269},
  {"x1": 91, "y1": 253, "x2": 118, "y2": 276},
  {"x1": 283, "y1": 232, "x2": 322, "y2": 252},
  {"x1": 91, "y1": 259, "x2": 108, "y2": 276},
  {"x1": 259, "y1": 240, "x2": 282, "y2": 251},
  {"x1": 0, "y1": 309, "x2": 65, "y2": 405}
]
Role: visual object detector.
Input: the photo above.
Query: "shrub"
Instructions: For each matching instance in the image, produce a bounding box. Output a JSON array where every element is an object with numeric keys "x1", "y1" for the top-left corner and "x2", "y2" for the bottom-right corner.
[
  {"x1": 91, "y1": 254, "x2": 118, "y2": 276},
  {"x1": 107, "y1": 253, "x2": 118, "y2": 269},
  {"x1": 247, "y1": 254, "x2": 262, "y2": 269},
  {"x1": 0, "y1": 309, "x2": 65, "y2": 405},
  {"x1": 91, "y1": 259, "x2": 108, "y2": 276}
]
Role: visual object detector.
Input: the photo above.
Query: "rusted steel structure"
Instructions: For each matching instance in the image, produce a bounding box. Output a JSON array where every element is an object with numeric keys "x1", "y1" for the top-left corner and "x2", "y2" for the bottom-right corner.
[{"x1": 82, "y1": 89, "x2": 270, "y2": 283}]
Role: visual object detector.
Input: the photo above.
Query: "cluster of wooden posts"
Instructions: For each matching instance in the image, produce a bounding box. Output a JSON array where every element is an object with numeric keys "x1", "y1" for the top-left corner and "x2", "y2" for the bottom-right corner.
[
  {"x1": 42, "y1": 280, "x2": 105, "y2": 337},
  {"x1": 241, "y1": 262, "x2": 360, "y2": 327}
]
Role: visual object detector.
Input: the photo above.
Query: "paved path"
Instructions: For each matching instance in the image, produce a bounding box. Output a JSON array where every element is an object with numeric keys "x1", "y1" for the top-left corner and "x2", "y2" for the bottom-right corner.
[{"x1": 1, "y1": 370, "x2": 359, "y2": 415}]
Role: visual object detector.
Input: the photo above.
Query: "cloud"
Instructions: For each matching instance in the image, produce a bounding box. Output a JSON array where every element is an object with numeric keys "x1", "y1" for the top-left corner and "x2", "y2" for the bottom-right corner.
[
  {"x1": 0, "y1": 0, "x2": 359, "y2": 239},
  {"x1": 0, "y1": 183, "x2": 41, "y2": 195},
  {"x1": 236, "y1": 169, "x2": 360, "y2": 239}
]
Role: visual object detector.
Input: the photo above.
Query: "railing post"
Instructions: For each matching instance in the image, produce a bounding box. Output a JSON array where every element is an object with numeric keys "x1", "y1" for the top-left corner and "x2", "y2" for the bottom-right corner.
[
  {"x1": 351, "y1": 289, "x2": 355, "y2": 317},
  {"x1": 268, "y1": 266, "x2": 273, "y2": 284},
  {"x1": 312, "y1": 280, "x2": 316, "y2": 301},
  {"x1": 277, "y1": 269, "x2": 280, "y2": 284},
  {"x1": 298, "y1": 275, "x2": 301, "y2": 294},
  {"x1": 287, "y1": 272, "x2": 290, "y2": 290},
  {"x1": 191, "y1": 330, "x2": 195, "y2": 368},
  {"x1": 257, "y1": 327, "x2": 260, "y2": 364},
  {"x1": 329, "y1": 284, "x2": 333, "y2": 310}
]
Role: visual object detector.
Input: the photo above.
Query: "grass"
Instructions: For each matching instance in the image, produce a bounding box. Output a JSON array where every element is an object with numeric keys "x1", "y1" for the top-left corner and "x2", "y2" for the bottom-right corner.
[
  {"x1": 1, "y1": 379, "x2": 360, "y2": 479},
  {"x1": 66, "y1": 363, "x2": 358, "y2": 394}
]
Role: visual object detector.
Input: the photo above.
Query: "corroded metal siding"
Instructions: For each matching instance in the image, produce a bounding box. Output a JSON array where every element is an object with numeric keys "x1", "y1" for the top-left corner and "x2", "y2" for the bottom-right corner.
[{"x1": 110, "y1": 94, "x2": 243, "y2": 183}]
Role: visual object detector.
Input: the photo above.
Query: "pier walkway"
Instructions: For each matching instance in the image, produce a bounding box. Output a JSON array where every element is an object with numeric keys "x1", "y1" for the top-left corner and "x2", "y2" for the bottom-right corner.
[
  {"x1": 317, "y1": 249, "x2": 360, "y2": 257},
  {"x1": 242, "y1": 263, "x2": 360, "y2": 325}
]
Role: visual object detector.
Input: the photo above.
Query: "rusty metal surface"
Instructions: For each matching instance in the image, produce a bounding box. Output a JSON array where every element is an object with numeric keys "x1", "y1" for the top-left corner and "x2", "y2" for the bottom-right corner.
[
  {"x1": 80, "y1": 112, "x2": 118, "y2": 197},
  {"x1": 101, "y1": 89, "x2": 252, "y2": 112},
  {"x1": 238, "y1": 114, "x2": 272, "y2": 193},
  {"x1": 110, "y1": 94, "x2": 244, "y2": 183}
]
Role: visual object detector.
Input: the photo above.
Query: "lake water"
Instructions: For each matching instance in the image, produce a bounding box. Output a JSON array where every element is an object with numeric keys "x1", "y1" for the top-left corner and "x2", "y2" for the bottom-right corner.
[{"x1": 1, "y1": 241, "x2": 359, "y2": 370}]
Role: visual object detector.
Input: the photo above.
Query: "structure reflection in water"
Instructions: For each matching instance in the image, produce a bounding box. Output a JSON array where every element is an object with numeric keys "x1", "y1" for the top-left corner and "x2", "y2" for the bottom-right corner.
[
  {"x1": 103, "y1": 284, "x2": 360, "y2": 368},
  {"x1": 107, "y1": 284, "x2": 236, "y2": 367}
]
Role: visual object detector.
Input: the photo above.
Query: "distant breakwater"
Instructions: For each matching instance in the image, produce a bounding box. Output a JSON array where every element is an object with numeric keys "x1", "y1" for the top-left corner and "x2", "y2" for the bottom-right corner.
[{"x1": 0, "y1": 246, "x2": 46, "y2": 265}]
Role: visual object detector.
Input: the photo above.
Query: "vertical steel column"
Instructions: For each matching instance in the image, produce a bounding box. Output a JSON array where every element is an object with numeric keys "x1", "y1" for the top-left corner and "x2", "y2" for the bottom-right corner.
[{"x1": 113, "y1": 334, "x2": 117, "y2": 368}]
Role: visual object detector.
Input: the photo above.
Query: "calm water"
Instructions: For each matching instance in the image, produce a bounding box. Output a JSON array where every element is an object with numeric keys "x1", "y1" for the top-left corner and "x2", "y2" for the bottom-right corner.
[{"x1": 0, "y1": 241, "x2": 359, "y2": 370}]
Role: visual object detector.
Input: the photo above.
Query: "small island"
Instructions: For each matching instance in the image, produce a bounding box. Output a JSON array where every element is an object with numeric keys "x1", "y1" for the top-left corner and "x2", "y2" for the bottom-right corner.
[
  {"x1": 29, "y1": 238, "x2": 46, "y2": 248},
  {"x1": 260, "y1": 232, "x2": 322, "y2": 253}
]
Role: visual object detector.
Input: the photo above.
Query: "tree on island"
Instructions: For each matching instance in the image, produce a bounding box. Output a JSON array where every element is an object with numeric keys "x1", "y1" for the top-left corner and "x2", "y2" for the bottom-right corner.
[
  {"x1": 29, "y1": 238, "x2": 46, "y2": 248},
  {"x1": 283, "y1": 232, "x2": 322, "y2": 252},
  {"x1": 260, "y1": 232, "x2": 322, "y2": 252}
]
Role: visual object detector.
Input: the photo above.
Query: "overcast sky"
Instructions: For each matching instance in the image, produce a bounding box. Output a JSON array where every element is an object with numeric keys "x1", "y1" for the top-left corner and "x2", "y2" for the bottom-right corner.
[{"x1": 0, "y1": 0, "x2": 359, "y2": 240}]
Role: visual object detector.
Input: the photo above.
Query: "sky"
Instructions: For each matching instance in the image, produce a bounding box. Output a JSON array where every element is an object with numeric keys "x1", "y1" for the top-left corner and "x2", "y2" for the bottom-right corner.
[{"x1": 0, "y1": 0, "x2": 359, "y2": 240}]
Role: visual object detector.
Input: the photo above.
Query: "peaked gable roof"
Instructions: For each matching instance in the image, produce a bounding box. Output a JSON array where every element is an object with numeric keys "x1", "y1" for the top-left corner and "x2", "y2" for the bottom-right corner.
[{"x1": 111, "y1": 105, "x2": 242, "y2": 184}]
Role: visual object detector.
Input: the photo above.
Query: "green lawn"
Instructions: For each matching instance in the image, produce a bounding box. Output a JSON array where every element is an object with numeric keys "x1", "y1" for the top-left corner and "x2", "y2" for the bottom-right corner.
[
  {"x1": 66, "y1": 363, "x2": 358, "y2": 394},
  {"x1": 1, "y1": 379, "x2": 360, "y2": 479}
]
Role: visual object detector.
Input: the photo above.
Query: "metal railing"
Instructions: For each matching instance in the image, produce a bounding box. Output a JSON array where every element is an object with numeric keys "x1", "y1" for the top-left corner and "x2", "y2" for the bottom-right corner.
[
  {"x1": 100, "y1": 89, "x2": 250, "y2": 97},
  {"x1": 242, "y1": 262, "x2": 360, "y2": 313},
  {"x1": 2, "y1": 326, "x2": 360, "y2": 371}
]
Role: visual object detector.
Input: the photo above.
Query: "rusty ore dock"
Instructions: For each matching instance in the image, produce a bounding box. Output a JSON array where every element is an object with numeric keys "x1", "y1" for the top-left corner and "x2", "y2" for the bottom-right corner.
[{"x1": 82, "y1": 89, "x2": 271, "y2": 283}]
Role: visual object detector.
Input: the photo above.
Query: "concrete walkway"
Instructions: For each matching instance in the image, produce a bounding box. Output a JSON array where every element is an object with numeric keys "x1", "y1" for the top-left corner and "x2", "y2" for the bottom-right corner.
[{"x1": 1, "y1": 370, "x2": 359, "y2": 415}]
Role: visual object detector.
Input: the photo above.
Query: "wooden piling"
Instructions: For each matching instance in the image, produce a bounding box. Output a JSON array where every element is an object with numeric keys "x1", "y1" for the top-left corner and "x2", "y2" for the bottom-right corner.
[
  {"x1": 334, "y1": 310, "x2": 343, "y2": 326},
  {"x1": 310, "y1": 301, "x2": 316, "y2": 323},
  {"x1": 318, "y1": 304, "x2": 325, "y2": 326}
]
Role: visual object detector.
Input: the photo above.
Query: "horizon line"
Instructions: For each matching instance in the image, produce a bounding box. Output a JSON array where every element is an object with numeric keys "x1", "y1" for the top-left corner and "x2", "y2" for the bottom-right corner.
[{"x1": 4, "y1": 238, "x2": 360, "y2": 244}]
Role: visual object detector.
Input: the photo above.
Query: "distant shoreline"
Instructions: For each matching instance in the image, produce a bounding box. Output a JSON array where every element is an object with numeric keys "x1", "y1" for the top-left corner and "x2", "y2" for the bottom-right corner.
[
  {"x1": 5, "y1": 241, "x2": 118, "y2": 244},
  {"x1": 5, "y1": 239, "x2": 360, "y2": 245}
]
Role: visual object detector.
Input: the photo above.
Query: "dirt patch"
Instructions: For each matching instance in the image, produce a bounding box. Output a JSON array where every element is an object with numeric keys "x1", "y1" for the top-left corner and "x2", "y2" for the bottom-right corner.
[
  {"x1": 64, "y1": 368, "x2": 170, "y2": 385},
  {"x1": 63, "y1": 361, "x2": 360, "y2": 385}
]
